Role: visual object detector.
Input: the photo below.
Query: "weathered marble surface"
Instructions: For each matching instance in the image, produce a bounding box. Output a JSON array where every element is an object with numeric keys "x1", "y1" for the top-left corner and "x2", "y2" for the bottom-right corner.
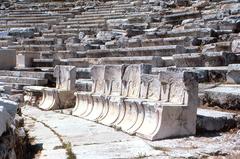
[
  {"x1": 73, "y1": 64, "x2": 199, "y2": 140},
  {"x1": 23, "y1": 106, "x2": 240, "y2": 159}
]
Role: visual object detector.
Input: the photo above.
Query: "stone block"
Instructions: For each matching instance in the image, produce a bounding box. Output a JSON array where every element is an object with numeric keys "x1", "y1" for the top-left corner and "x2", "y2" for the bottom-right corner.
[
  {"x1": 38, "y1": 88, "x2": 75, "y2": 110},
  {"x1": 173, "y1": 53, "x2": 204, "y2": 67},
  {"x1": 232, "y1": 39, "x2": 240, "y2": 53},
  {"x1": 0, "y1": 106, "x2": 11, "y2": 136},
  {"x1": 54, "y1": 65, "x2": 76, "y2": 91},
  {"x1": 0, "y1": 49, "x2": 16, "y2": 70},
  {"x1": 202, "y1": 42, "x2": 232, "y2": 53},
  {"x1": 16, "y1": 53, "x2": 38, "y2": 68},
  {"x1": 203, "y1": 52, "x2": 237, "y2": 67},
  {"x1": 227, "y1": 64, "x2": 240, "y2": 84},
  {"x1": 203, "y1": 85, "x2": 240, "y2": 110},
  {"x1": 0, "y1": 98, "x2": 18, "y2": 117},
  {"x1": 197, "y1": 108, "x2": 236, "y2": 132}
]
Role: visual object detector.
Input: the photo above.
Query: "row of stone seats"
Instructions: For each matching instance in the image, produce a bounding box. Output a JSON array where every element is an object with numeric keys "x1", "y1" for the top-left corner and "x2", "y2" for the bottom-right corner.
[{"x1": 24, "y1": 64, "x2": 199, "y2": 140}]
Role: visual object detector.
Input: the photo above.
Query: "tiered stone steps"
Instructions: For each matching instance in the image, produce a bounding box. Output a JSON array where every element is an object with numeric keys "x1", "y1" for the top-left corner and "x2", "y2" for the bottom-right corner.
[{"x1": 0, "y1": 0, "x2": 239, "y2": 143}]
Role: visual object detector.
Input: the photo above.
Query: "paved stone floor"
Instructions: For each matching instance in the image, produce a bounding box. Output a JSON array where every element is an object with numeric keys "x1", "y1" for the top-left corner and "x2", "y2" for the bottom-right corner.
[{"x1": 22, "y1": 106, "x2": 240, "y2": 159}]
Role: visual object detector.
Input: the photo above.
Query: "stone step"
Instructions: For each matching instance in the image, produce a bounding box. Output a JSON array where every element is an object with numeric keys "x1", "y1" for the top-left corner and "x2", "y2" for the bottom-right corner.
[
  {"x1": 15, "y1": 66, "x2": 54, "y2": 72},
  {"x1": 0, "y1": 76, "x2": 48, "y2": 86},
  {"x1": 65, "y1": 58, "x2": 99, "y2": 67},
  {"x1": 0, "y1": 23, "x2": 49, "y2": 29},
  {"x1": 0, "y1": 16, "x2": 65, "y2": 21},
  {"x1": 197, "y1": 108, "x2": 238, "y2": 132},
  {"x1": 152, "y1": 66, "x2": 228, "y2": 83},
  {"x1": 99, "y1": 56, "x2": 174, "y2": 67},
  {"x1": 173, "y1": 52, "x2": 237, "y2": 67},
  {"x1": 32, "y1": 59, "x2": 54, "y2": 67},
  {"x1": 140, "y1": 36, "x2": 192, "y2": 47},
  {"x1": 146, "y1": 28, "x2": 216, "y2": 39},
  {"x1": 202, "y1": 42, "x2": 232, "y2": 53},
  {"x1": 0, "y1": 13, "x2": 73, "y2": 19},
  {"x1": 55, "y1": 28, "x2": 95, "y2": 35},
  {"x1": 83, "y1": 45, "x2": 186, "y2": 58},
  {"x1": 202, "y1": 84, "x2": 240, "y2": 110},
  {"x1": 8, "y1": 45, "x2": 55, "y2": 52},
  {"x1": 74, "y1": 13, "x2": 123, "y2": 19},
  {"x1": 6, "y1": 19, "x2": 60, "y2": 24},
  {"x1": 163, "y1": 11, "x2": 201, "y2": 24},
  {"x1": 0, "y1": 70, "x2": 53, "y2": 79},
  {"x1": 63, "y1": 23, "x2": 105, "y2": 29},
  {"x1": 67, "y1": 56, "x2": 174, "y2": 68},
  {"x1": 40, "y1": 51, "x2": 53, "y2": 59},
  {"x1": 21, "y1": 38, "x2": 55, "y2": 45},
  {"x1": 59, "y1": 19, "x2": 105, "y2": 25}
]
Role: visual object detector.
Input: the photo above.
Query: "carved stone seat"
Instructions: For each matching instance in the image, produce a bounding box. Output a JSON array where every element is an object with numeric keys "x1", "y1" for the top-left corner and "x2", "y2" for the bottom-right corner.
[
  {"x1": 24, "y1": 65, "x2": 76, "y2": 110},
  {"x1": 135, "y1": 69, "x2": 199, "y2": 140},
  {"x1": 72, "y1": 65, "x2": 105, "y2": 120},
  {"x1": 38, "y1": 65, "x2": 76, "y2": 110},
  {"x1": 72, "y1": 64, "x2": 199, "y2": 140}
]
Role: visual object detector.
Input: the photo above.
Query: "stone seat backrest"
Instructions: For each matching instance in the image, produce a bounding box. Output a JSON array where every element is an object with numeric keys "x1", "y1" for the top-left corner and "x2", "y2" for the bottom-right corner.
[
  {"x1": 54, "y1": 65, "x2": 76, "y2": 91},
  {"x1": 121, "y1": 64, "x2": 152, "y2": 98},
  {"x1": 158, "y1": 68, "x2": 198, "y2": 106},
  {"x1": 140, "y1": 74, "x2": 161, "y2": 100},
  {"x1": 90, "y1": 65, "x2": 105, "y2": 95},
  {"x1": 90, "y1": 64, "x2": 152, "y2": 97},
  {"x1": 140, "y1": 68, "x2": 198, "y2": 106},
  {"x1": 104, "y1": 64, "x2": 127, "y2": 96}
]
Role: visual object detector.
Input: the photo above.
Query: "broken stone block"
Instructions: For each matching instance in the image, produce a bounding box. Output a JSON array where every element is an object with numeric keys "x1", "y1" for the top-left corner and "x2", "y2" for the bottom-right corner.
[
  {"x1": 231, "y1": 39, "x2": 240, "y2": 53},
  {"x1": 227, "y1": 64, "x2": 240, "y2": 84},
  {"x1": 0, "y1": 49, "x2": 16, "y2": 69}
]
